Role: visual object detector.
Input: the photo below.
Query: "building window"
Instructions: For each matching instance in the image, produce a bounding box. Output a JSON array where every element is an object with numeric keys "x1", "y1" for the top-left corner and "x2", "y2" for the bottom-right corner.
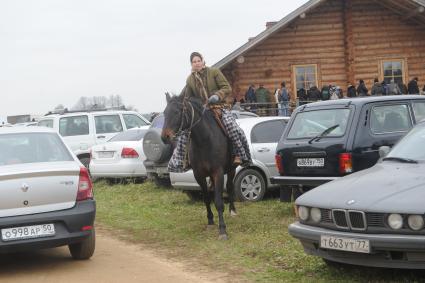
[
  {"x1": 293, "y1": 64, "x2": 318, "y2": 94},
  {"x1": 382, "y1": 60, "x2": 405, "y2": 84}
]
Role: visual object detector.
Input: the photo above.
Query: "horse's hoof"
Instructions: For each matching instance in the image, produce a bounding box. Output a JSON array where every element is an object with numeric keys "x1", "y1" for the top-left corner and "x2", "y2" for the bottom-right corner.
[
  {"x1": 230, "y1": 210, "x2": 238, "y2": 217},
  {"x1": 206, "y1": 224, "x2": 215, "y2": 230},
  {"x1": 218, "y1": 234, "x2": 228, "y2": 241}
]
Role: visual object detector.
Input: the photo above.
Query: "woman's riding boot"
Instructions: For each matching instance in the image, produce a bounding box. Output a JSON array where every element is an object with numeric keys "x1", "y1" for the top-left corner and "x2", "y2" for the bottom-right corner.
[{"x1": 233, "y1": 156, "x2": 242, "y2": 166}]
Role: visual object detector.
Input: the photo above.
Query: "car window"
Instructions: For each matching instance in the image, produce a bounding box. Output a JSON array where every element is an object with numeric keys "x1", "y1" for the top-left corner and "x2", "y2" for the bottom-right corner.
[
  {"x1": 37, "y1": 119, "x2": 54, "y2": 128},
  {"x1": 251, "y1": 120, "x2": 287, "y2": 143},
  {"x1": 287, "y1": 109, "x2": 351, "y2": 139},
  {"x1": 123, "y1": 114, "x2": 149, "y2": 129},
  {"x1": 109, "y1": 129, "x2": 147, "y2": 142},
  {"x1": 370, "y1": 104, "x2": 411, "y2": 134},
  {"x1": 412, "y1": 102, "x2": 425, "y2": 123},
  {"x1": 95, "y1": 115, "x2": 123, "y2": 134},
  {"x1": 59, "y1": 115, "x2": 89, "y2": 136},
  {"x1": 0, "y1": 133, "x2": 73, "y2": 166},
  {"x1": 150, "y1": 115, "x2": 164, "y2": 129},
  {"x1": 387, "y1": 124, "x2": 425, "y2": 161}
]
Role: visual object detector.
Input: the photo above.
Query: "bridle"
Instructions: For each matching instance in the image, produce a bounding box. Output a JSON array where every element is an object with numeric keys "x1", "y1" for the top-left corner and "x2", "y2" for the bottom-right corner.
[{"x1": 174, "y1": 97, "x2": 205, "y2": 137}]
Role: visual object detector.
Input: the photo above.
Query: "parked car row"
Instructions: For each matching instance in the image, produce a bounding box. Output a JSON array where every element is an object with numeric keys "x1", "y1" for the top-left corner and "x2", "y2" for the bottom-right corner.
[
  {"x1": 274, "y1": 95, "x2": 425, "y2": 269},
  {"x1": 4, "y1": 94, "x2": 425, "y2": 269},
  {"x1": 37, "y1": 109, "x2": 151, "y2": 167}
]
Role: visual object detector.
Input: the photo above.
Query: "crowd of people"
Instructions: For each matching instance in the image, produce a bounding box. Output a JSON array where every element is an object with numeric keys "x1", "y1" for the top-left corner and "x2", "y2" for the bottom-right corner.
[
  {"x1": 239, "y1": 77, "x2": 425, "y2": 116},
  {"x1": 241, "y1": 82, "x2": 290, "y2": 116}
]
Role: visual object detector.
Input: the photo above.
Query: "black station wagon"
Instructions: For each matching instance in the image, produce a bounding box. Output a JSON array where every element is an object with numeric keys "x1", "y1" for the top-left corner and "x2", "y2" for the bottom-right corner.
[{"x1": 272, "y1": 95, "x2": 425, "y2": 195}]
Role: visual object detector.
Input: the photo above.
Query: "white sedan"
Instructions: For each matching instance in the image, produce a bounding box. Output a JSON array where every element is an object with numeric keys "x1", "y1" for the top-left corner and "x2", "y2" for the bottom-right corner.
[
  {"x1": 0, "y1": 127, "x2": 95, "y2": 259},
  {"x1": 89, "y1": 128, "x2": 147, "y2": 180},
  {"x1": 170, "y1": 116, "x2": 289, "y2": 201}
]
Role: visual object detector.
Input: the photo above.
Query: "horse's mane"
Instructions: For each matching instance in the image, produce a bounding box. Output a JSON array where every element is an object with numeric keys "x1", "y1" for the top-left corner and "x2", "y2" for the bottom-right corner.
[{"x1": 169, "y1": 94, "x2": 205, "y2": 115}]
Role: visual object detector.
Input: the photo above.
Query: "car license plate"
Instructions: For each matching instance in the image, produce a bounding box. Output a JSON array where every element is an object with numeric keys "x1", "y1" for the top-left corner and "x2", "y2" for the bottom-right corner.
[
  {"x1": 320, "y1": 235, "x2": 370, "y2": 253},
  {"x1": 1, "y1": 224, "x2": 55, "y2": 242},
  {"x1": 98, "y1": 151, "x2": 114, "y2": 158},
  {"x1": 297, "y1": 158, "x2": 324, "y2": 167}
]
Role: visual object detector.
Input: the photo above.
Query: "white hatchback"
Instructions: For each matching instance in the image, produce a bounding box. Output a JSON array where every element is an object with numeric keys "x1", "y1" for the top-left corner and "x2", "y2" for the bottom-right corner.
[
  {"x1": 89, "y1": 128, "x2": 147, "y2": 180},
  {"x1": 0, "y1": 127, "x2": 95, "y2": 259}
]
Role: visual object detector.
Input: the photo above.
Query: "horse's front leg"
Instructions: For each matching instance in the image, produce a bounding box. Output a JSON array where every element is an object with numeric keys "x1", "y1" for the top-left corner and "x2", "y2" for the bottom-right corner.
[
  {"x1": 194, "y1": 173, "x2": 214, "y2": 226},
  {"x1": 212, "y1": 170, "x2": 227, "y2": 240}
]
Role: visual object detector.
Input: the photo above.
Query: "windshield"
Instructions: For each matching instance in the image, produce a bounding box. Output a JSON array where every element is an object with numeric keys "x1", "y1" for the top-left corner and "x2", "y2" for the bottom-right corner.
[
  {"x1": 109, "y1": 129, "x2": 147, "y2": 142},
  {"x1": 287, "y1": 108, "x2": 351, "y2": 139},
  {"x1": 150, "y1": 115, "x2": 164, "y2": 129},
  {"x1": 0, "y1": 133, "x2": 73, "y2": 166},
  {"x1": 386, "y1": 124, "x2": 425, "y2": 161}
]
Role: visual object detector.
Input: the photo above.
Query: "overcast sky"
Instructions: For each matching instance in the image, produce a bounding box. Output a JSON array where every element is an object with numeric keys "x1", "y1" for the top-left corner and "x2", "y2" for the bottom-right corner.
[{"x1": 0, "y1": 0, "x2": 308, "y2": 119}]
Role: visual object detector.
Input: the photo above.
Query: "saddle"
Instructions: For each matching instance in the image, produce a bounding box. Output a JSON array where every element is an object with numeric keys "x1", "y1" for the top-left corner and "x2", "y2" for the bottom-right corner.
[{"x1": 208, "y1": 104, "x2": 228, "y2": 137}]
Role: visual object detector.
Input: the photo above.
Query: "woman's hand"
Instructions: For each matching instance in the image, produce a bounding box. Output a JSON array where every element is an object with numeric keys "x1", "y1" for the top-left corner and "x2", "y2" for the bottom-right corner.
[{"x1": 208, "y1": 94, "x2": 220, "y2": 104}]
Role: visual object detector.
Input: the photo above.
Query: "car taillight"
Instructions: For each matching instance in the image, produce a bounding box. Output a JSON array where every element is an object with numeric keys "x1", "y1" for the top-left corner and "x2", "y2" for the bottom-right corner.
[
  {"x1": 121, "y1": 148, "x2": 139, "y2": 158},
  {"x1": 339, "y1": 153, "x2": 353, "y2": 174},
  {"x1": 275, "y1": 154, "x2": 284, "y2": 175},
  {"x1": 77, "y1": 167, "x2": 93, "y2": 201}
]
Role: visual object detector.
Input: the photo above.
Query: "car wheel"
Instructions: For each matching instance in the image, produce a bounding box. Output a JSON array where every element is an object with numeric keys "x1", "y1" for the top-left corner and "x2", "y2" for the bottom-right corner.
[
  {"x1": 280, "y1": 187, "x2": 292, "y2": 202},
  {"x1": 185, "y1": 191, "x2": 203, "y2": 201},
  {"x1": 234, "y1": 169, "x2": 266, "y2": 202},
  {"x1": 153, "y1": 176, "x2": 171, "y2": 188},
  {"x1": 69, "y1": 228, "x2": 95, "y2": 260}
]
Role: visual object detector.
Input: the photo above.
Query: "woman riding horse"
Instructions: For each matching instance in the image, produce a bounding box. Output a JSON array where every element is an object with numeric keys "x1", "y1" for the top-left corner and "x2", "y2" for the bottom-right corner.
[{"x1": 168, "y1": 52, "x2": 251, "y2": 172}]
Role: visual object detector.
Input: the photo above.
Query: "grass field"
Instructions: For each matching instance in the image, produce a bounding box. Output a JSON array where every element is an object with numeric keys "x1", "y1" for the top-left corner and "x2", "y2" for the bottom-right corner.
[{"x1": 94, "y1": 181, "x2": 425, "y2": 282}]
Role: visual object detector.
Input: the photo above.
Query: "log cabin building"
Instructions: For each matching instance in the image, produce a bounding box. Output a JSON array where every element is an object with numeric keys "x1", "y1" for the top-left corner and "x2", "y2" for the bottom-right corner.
[{"x1": 214, "y1": 0, "x2": 425, "y2": 101}]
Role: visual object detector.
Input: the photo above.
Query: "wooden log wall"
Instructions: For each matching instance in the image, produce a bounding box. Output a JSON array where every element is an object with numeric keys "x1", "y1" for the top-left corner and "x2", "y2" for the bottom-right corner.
[
  {"x1": 222, "y1": 0, "x2": 425, "y2": 101},
  {"x1": 351, "y1": 0, "x2": 425, "y2": 89}
]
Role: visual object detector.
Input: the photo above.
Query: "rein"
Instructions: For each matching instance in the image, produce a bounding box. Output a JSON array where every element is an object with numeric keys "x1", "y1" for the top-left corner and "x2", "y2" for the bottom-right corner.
[{"x1": 175, "y1": 97, "x2": 205, "y2": 137}]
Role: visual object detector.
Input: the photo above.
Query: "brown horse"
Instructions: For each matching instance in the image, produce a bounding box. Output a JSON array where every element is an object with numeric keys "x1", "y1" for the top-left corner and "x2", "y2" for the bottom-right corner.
[{"x1": 161, "y1": 93, "x2": 236, "y2": 240}]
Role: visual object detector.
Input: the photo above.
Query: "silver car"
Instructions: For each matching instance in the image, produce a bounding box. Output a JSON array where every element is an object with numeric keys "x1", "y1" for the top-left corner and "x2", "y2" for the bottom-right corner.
[
  {"x1": 0, "y1": 127, "x2": 95, "y2": 259},
  {"x1": 170, "y1": 116, "x2": 289, "y2": 201},
  {"x1": 290, "y1": 121, "x2": 425, "y2": 269}
]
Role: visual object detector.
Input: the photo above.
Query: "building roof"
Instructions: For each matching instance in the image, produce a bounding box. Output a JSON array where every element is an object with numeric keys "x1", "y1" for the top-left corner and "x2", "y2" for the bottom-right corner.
[{"x1": 213, "y1": 0, "x2": 425, "y2": 69}]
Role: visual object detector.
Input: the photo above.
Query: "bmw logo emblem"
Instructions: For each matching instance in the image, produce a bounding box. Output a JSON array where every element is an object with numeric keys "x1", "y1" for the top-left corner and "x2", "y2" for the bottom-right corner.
[{"x1": 346, "y1": 199, "x2": 356, "y2": 205}]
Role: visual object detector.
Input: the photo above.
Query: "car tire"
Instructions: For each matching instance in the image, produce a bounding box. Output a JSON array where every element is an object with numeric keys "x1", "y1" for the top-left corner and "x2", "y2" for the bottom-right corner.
[
  {"x1": 234, "y1": 169, "x2": 266, "y2": 202},
  {"x1": 153, "y1": 176, "x2": 171, "y2": 188},
  {"x1": 280, "y1": 187, "x2": 292, "y2": 202},
  {"x1": 69, "y1": 228, "x2": 96, "y2": 260},
  {"x1": 143, "y1": 129, "x2": 173, "y2": 163},
  {"x1": 185, "y1": 191, "x2": 203, "y2": 201}
]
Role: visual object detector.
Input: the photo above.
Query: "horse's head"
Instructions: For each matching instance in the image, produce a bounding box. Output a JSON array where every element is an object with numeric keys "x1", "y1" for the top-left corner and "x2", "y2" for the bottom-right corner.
[{"x1": 161, "y1": 92, "x2": 185, "y2": 143}]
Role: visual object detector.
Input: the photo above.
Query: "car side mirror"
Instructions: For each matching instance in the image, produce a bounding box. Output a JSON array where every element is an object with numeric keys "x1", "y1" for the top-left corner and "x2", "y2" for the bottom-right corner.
[{"x1": 378, "y1": 146, "x2": 390, "y2": 158}]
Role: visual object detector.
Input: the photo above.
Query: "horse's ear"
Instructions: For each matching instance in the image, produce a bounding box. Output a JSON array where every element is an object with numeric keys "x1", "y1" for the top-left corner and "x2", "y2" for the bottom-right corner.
[{"x1": 165, "y1": 92, "x2": 171, "y2": 104}]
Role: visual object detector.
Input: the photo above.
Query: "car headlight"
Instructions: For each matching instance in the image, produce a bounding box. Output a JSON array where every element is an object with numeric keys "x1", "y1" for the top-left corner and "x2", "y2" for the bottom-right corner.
[
  {"x1": 310, "y1": 208, "x2": 321, "y2": 223},
  {"x1": 408, "y1": 215, "x2": 424, "y2": 231},
  {"x1": 388, "y1": 214, "x2": 403, "y2": 230},
  {"x1": 298, "y1": 206, "x2": 309, "y2": 221}
]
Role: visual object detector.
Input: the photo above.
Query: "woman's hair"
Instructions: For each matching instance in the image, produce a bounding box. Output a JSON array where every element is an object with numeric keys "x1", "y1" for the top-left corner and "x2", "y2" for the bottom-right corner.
[{"x1": 190, "y1": 52, "x2": 203, "y2": 63}]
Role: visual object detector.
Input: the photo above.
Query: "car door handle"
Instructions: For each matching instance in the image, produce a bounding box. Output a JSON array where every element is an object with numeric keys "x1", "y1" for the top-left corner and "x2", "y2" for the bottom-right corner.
[
  {"x1": 257, "y1": 148, "x2": 270, "y2": 153},
  {"x1": 97, "y1": 135, "x2": 106, "y2": 139}
]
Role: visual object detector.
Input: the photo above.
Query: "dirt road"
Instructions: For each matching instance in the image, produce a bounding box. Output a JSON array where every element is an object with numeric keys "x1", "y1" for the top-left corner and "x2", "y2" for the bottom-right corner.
[{"x1": 0, "y1": 230, "x2": 227, "y2": 283}]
